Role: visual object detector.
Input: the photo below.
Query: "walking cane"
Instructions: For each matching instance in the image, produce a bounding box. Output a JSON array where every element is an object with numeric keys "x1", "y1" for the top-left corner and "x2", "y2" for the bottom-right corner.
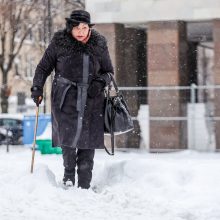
[{"x1": 30, "y1": 97, "x2": 42, "y2": 174}]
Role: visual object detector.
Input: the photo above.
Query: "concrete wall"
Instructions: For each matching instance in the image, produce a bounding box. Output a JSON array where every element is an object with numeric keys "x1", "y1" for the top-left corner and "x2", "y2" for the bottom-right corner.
[{"x1": 86, "y1": 0, "x2": 220, "y2": 23}]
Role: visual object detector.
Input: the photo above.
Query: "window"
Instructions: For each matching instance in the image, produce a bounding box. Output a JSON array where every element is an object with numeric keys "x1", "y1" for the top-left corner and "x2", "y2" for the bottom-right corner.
[{"x1": 0, "y1": 119, "x2": 19, "y2": 127}]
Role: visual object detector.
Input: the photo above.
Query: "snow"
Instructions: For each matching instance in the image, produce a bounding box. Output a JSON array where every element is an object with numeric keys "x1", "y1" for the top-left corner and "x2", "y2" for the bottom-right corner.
[
  {"x1": 0, "y1": 146, "x2": 220, "y2": 220},
  {"x1": 188, "y1": 103, "x2": 216, "y2": 151},
  {"x1": 137, "y1": 105, "x2": 149, "y2": 149}
]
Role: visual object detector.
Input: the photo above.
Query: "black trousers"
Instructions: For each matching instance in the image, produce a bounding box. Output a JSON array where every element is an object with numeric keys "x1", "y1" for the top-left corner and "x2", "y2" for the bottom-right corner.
[{"x1": 62, "y1": 147, "x2": 95, "y2": 189}]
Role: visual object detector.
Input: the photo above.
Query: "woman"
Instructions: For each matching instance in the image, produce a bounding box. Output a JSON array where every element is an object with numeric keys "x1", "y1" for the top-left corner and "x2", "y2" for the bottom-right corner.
[{"x1": 31, "y1": 10, "x2": 114, "y2": 189}]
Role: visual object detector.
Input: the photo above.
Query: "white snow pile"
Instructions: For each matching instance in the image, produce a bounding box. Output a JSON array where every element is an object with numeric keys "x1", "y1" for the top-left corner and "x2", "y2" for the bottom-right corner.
[{"x1": 0, "y1": 147, "x2": 220, "y2": 220}]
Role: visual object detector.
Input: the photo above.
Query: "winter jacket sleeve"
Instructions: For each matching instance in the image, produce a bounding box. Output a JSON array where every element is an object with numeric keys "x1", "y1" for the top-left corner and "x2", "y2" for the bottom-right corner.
[
  {"x1": 99, "y1": 43, "x2": 114, "y2": 85},
  {"x1": 100, "y1": 44, "x2": 114, "y2": 74},
  {"x1": 32, "y1": 42, "x2": 56, "y2": 88}
]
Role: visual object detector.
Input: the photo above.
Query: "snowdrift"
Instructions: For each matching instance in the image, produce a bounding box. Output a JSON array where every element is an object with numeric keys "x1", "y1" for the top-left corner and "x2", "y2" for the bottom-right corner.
[{"x1": 0, "y1": 147, "x2": 220, "y2": 220}]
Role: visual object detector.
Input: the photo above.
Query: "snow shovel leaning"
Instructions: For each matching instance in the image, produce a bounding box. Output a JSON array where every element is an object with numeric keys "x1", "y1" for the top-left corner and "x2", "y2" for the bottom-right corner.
[{"x1": 30, "y1": 97, "x2": 42, "y2": 173}]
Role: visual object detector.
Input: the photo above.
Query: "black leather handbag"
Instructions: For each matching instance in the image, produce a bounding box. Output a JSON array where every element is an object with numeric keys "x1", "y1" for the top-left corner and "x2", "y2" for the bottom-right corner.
[{"x1": 104, "y1": 74, "x2": 134, "y2": 155}]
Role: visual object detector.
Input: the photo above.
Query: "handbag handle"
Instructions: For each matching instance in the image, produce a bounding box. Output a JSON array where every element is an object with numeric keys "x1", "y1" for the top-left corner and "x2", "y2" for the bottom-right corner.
[
  {"x1": 106, "y1": 73, "x2": 119, "y2": 94},
  {"x1": 104, "y1": 72, "x2": 116, "y2": 156}
]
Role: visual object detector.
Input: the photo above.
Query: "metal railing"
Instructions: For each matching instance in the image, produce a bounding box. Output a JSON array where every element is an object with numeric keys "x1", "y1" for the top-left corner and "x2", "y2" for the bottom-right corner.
[{"x1": 117, "y1": 84, "x2": 220, "y2": 151}]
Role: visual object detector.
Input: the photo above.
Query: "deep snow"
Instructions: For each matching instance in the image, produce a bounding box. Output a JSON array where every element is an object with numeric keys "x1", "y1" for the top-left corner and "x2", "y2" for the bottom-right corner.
[{"x1": 0, "y1": 146, "x2": 220, "y2": 220}]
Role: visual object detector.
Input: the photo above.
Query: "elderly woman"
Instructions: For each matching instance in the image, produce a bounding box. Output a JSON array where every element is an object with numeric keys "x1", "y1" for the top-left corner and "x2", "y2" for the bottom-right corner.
[{"x1": 31, "y1": 10, "x2": 114, "y2": 189}]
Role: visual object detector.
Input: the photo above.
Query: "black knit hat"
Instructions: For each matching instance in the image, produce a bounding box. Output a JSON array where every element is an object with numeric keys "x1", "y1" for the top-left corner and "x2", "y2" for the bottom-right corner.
[{"x1": 65, "y1": 10, "x2": 95, "y2": 27}]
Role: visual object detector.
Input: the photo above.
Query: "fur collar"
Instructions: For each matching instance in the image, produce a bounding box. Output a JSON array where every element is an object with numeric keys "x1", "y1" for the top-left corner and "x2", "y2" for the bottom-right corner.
[{"x1": 51, "y1": 29, "x2": 107, "y2": 55}]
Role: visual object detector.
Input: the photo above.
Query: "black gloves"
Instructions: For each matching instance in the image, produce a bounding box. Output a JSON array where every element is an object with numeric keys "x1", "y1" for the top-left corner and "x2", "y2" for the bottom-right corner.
[
  {"x1": 88, "y1": 78, "x2": 105, "y2": 98},
  {"x1": 31, "y1": 86, "x2": 43, "y2": 106},
  {"x1": 88, "y1": 74, "x2": 112, "y2": 98}
]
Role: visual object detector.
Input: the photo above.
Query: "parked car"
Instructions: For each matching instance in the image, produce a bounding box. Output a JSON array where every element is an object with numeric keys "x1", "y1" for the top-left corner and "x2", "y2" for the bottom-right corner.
[{"x1": 0, "y1": 114, "x2": 23, "y2": 145}]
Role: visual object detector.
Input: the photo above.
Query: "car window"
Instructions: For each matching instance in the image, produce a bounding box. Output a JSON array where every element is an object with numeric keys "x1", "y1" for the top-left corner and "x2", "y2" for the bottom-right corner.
[{"x1": 2, "y1": 119, "x2": 18, "y2": 127}]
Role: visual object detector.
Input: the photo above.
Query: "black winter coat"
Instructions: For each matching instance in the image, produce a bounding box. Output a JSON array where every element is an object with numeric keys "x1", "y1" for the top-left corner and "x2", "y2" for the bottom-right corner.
[{"x1": 33, "y1": 29, "x2": 114, "y2": 149}]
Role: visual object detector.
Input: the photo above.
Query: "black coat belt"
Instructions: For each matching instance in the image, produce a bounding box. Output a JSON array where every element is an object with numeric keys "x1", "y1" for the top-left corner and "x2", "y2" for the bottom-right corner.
[{"x1": 56, "y1": 76, "x2": 77, "y2": 110}]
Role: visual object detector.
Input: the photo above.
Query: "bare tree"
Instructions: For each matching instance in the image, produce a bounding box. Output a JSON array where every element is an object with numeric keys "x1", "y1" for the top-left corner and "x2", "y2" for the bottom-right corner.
[
  {"x1": 0, "y1": 0, "x2": 42, "y2": 113},
  {"x1": 64, "y1": 0, "x2": 85, "y2": 10},
  {"x1": 0, "y1": 0, "x2": 85, "y2": 113}
]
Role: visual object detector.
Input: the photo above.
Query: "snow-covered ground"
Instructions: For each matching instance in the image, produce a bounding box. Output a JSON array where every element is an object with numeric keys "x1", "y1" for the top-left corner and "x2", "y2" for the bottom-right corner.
[{"x1": 0, "y1": 146, "x2": 220, "y2": 220}]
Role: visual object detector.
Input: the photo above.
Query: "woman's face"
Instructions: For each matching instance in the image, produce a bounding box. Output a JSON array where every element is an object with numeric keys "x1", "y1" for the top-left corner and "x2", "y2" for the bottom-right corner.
[{"x1": 71, "y1": 23, "x2": 90, "y2": 41}]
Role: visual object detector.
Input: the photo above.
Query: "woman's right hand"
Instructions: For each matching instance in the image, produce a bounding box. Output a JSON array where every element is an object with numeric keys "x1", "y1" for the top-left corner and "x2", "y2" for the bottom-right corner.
[{"x1": 31, "y1": 86, "x2": 43, "y2": 106}]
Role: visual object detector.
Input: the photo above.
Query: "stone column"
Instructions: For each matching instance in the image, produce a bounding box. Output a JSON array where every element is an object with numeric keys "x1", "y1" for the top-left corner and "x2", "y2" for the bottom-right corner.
[
  {"x1": 94, "y1": 23, "x2": 124, "y2": 72},
  {"x1": 213, "y1": 19, "x2": 220, "y2": 150},
  {"x1": 94, "y1": 24, "x2": 147, "y2": 148},
  {"x1": 116, "y1": 27, "x2": 147, "y2": 148},
  {"x1": 147, "y1": 21, "x2": 188, "y2": 151},
  {"x1": 94, "y1": 24, "x2": 125, "y2": 149}
]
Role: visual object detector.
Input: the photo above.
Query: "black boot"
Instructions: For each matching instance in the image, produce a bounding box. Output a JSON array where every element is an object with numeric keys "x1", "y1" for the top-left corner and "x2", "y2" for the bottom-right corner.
[
  {"x1": 62, "y1": 147, "x2": 77, "y2": 187},
  {"x1": 63, "y1": 172, "x2": 75, "y2": 186},
  {"x1": 77, "y1": 149, "x2": 95, "y2": 189}
]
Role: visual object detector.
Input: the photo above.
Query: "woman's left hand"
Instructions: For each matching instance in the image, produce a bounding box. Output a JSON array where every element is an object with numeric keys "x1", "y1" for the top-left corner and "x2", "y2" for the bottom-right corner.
[{"x1": 87, "y1": 78, "x2": 105, "y2": 98}]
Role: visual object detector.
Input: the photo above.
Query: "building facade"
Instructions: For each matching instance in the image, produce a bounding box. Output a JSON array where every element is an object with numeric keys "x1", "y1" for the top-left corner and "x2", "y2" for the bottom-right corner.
[{"x1": 85, "y1": 0, "x2": 220, "y2": 151}]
